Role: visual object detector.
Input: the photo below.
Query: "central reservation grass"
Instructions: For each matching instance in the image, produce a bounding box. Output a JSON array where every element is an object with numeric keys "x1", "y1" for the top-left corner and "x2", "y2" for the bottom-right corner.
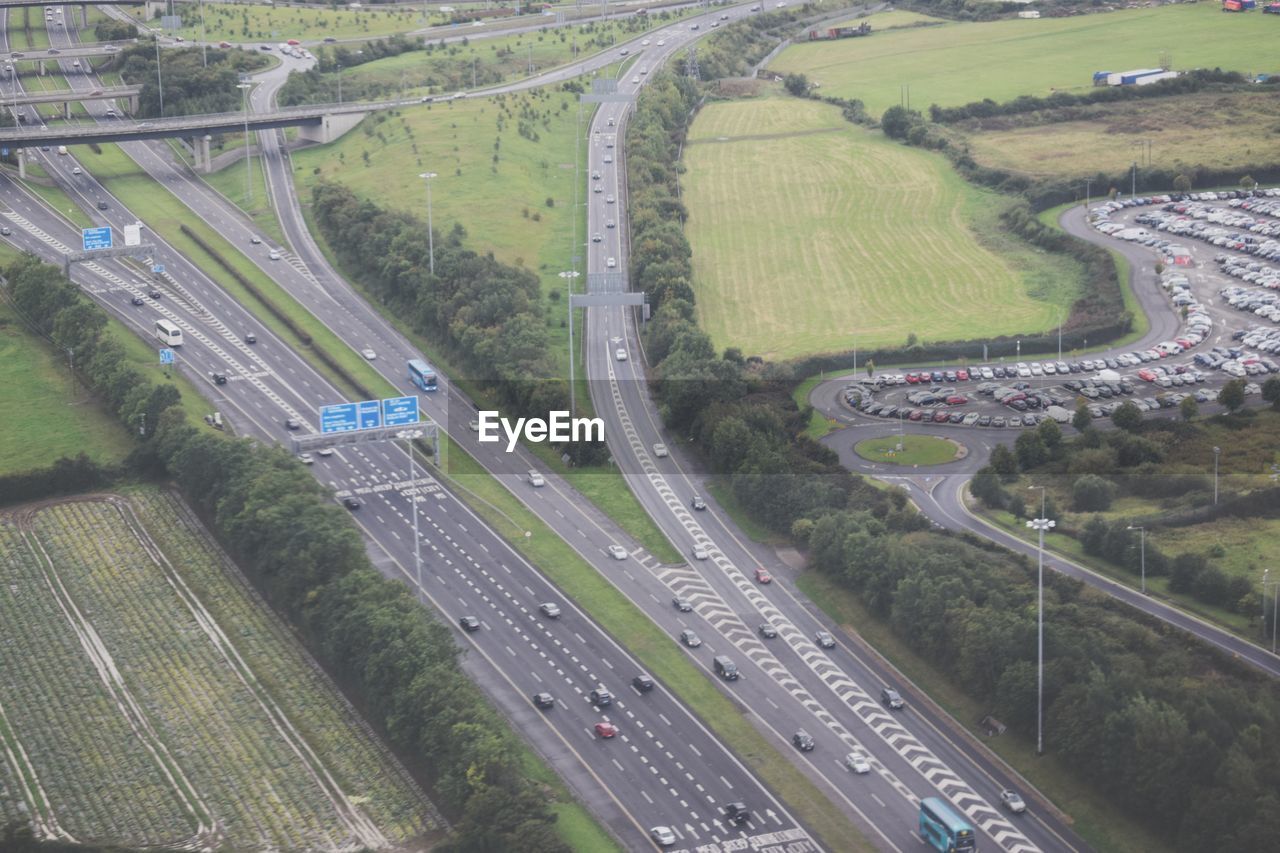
[
  {"x1": 681, "y1": 96, "x2": 1073, "y2": 359},
  {"x1": 964, "y1": 90, "x2": 1280, "y2": 180},
  {"x1": 854, "y1": 434, "x2": 958, "y2": 466},
  {"x1": 771, "y1": 4, "x2": 1280, "y2": 117}
]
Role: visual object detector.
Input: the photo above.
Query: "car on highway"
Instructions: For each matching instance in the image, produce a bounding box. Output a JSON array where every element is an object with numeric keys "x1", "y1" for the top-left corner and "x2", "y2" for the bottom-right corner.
[
  {"x1": 589, "y1": 686, "x2": 612, "y2": 706},
  {"x1": 792, "y1": 730, "x2": 815, "y2": 751},
  {"x1": 815, "y1": 630, "x2": 836, "y2": 649},
  {"x1": 97, "y1": 201, "x2": 108, "y2": 210},
  {"x1": 881, "y1": 687, "x2": 905, "y2": 710},
  {"x1": 539, "y1": 602, "x2": 561, "y2": 618},
  {"x1": 632, "y1": 674, "x2": 655, "y2": 692},
  {"x1": 606, "y1": 219, "x2": 615, "y2": 228},
  {"x1": 148, "y1": 288, "x2": 162, "y2": 299},
  {"x1": 532, "y1": 692, "x2": 554, "y2": 709},
  {"x1": 649, "y1": 826, "x2": 676, "y2": 846},
  {"x1": 845, "y1": 752, "x2": 872, "y2": 774},
  {"x1": 606, "y1": 257, "x2": 617, "y2": 268},
  {"x1": 691, "y1": 495, "x2": 707, "y2": 511},
  {"x1": 296, "y1": 451, "x2": 313, "y2": 464},
  {"x1": 679, "y1": 629, "x2": 702, "y2": 648},
  {"x1": 754, "y1": 567, "x2": 772, "y2": 584},
  {"x1": 673, "y1": 596, "x2": 692, "y2": 612},
  {"x1": 656, "y1": 39, "x2": 666, "y2": 46},
  {"x1": 725, "y1": 802, "x2": 750, "y2": 825},
  {"x1": 594, "y1": 721, "x2": 618, "y2": 739},
  {"x1": 631, "y1": 75, "x2": 640, "y2": 84},
  {"x1": 212, "y1": 372, "x2": 228, "y2": 386},
  {"x1": 591, "y1": 232, "x2": 602, "y2": 242},
  {"x1": 285, "y1": 417, "x2": 301, "y2": 430},
  {"x1": 250, "y1": 235, "x2": 262, "y2": 244},
  {"x1": 528, "y1": 469, "x2": 545, "y2": 487},
  {"x1": 641, "y1": 38, "x2": 651, "y2": 46},
  {"x1": 1000, "y1": 789, "x2": 1027, "y2": 814},
  {"x1": 342, "y1": 496, "x2": 361, "y2": 510},
  {"x1": 244, "y1": 332, "x2": 257, "y2": 344},
  {"x1": 72, "y1": 166, "x2": 81, "y2": 175},
  {"x1": 317, "y1": 447, "x2": 334, "y2": 457},
  {"x1": 593, "y1": 184, "x2": 602, "y2": 194},
  {"x1": 653, "y1": 442, "x2": 668, "y2": 457},
  {"x1": 692, "y1": 544, "x2": 709, "y2": 560},
  {"x1": 606, "y1": 194, "x2": 616, "y2": 204},
  {"x1": 361, "y1": 348, "x2": 377, "y2": 360},
  {"x1": 758, "y1": 623, "x2": 777, "y2": 639},
  {"x1": 615, "y1": 347, "x2": 627, "y2": 361},
  {"x1": 608, "y1": 544, "x2": 628, "y2": 560},
  {"x1": 269, "y1": 250, "x2": 282, "y2": 260},
  {"x1": 130, "y1": 295, "x2": 144, "y2": 305}
]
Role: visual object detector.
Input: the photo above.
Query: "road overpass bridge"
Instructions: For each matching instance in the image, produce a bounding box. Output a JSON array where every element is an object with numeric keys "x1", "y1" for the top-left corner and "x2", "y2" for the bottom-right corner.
[
  {"x1": 1, "y1": 100, "x2": 390, "y2": 174},
  {"x1": 5, "y1": 85, "x2": 141, "y2": 118}
]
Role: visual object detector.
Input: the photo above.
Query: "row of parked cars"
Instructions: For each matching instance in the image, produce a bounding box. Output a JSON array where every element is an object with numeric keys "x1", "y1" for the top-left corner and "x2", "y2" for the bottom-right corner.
[
  {"x1": 1217, "y1": 254, "x2": 1280, "y2": 294},
  {"x1": 847, "y1": 392, "x2": 1055, "y2": 428},
  {"x1": 1138, "y1": 201, "x2": 1280, "y2": 264}
]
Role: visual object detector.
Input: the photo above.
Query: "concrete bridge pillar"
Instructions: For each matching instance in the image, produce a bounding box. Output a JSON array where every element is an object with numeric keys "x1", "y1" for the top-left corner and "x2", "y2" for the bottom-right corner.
[
  {"x1": 79, "y1": 4, "x2": 88, "y2": 29},
  {"x1": 63, "y1": 101, "x2": 70, "y2": 120},
  {"x1": 198, "y1": 135, "x2": 212, "y2": 173},
  {"x1": 16, "y1": 148, "x2": 26, "y2": 180},
  {"x1": 128, "y1": 92, "x2": 139, "y2": 114}
]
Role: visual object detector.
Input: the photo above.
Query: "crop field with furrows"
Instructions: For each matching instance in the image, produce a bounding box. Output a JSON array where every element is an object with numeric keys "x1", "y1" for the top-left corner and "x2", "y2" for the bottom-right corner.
[
  {"x1": 770, "y1": 3, "x2": 1280, "y2": 117},
  {"x1": 681, "y1": 97, "x2": 1071, "y2": 359},
  {"x1": 0, "y1": 490, "x2": 439, "y2": 850}
]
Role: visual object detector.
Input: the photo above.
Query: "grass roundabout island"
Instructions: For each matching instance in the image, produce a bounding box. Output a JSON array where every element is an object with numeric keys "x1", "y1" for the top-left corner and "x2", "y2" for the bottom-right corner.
[{"x1": 854, "y1": 434, "x2": 960, "y2": 466}]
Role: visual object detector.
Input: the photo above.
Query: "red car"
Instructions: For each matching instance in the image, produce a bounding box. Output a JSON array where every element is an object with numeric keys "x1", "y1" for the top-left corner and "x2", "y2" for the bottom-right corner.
[
  {"x1": 956, "y1": 369, "x2": 970, "y2": 381},
  {"x1": 945, "y1": 395, "x2": 968, "y2": 406},
  {"x1": 932, "y1": 410, "x2": 951, "y2": 423},
  {"x1": 905, "y1": 372, "x2": 921, "y2": 384},
  {"x1": 908, "y1": 409, "x2": 925, "y2": 421},
  {"x1": 1137, "y1": 368, "x2": 1157, "y2": 382},
  {"x1": 755, "y1": 567, "x2": 772, "y2": 584},
  {"x1": 595, "y1": 722, "x2": 618, "y2": 738}
]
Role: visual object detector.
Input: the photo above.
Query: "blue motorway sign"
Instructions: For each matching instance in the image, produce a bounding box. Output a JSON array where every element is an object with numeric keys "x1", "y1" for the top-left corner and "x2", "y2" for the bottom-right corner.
[
  {"x1": 320, "y1": 402, "x2": 359, "y2": 434},
  {"x1": 152, "y1": 264, "x2": 165, "y2": 274},
  {"x1": 82, "y1": 226, "x2": 112, "y2": 251},
  {"x1": 382, "y1": 395, "x2": 420, "y2": 427},
  {"x1": 159, "y1": 348, "x2": 174, "y2": 365},
  {"x1": 357, "y1": 399, "x2": 382, "y2": 430}
]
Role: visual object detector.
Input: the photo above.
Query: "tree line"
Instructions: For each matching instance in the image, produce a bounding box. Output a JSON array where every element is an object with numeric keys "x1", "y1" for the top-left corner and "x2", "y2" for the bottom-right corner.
[
  {"x1": 310, "y1": 181, "x2": 605, "y2": 463},
  {"x1": 628, "y1": 72, "x2": 1280, "y2": 850},
  {"x1": 1, "y1": 254, "x2": 570, "y2": 852},
  {"x1": 109, "y1": 39, "x2": 269, "y2": 119}
]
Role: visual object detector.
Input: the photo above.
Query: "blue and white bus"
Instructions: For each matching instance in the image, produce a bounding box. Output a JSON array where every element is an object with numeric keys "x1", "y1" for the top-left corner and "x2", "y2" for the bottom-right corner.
[
  {"x1": 919, "y1": 797, "x2": 976, "y2": 853},
  {"x1": 407, "y1": 358, "x2": 438, "y2": 392}
]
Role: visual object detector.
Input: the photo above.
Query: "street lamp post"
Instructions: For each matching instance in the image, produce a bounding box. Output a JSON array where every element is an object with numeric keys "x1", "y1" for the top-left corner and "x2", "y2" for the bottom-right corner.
[
  {"x1": 155, "y1": 38, "x2": 165, "y2": 118},
  {"x1": 1213, "y1": 446, "x2": 1221, "y2": 505},
  {"x1": 336, "y1": 64, "x2": 343, "y2": 104},
  {"x1": 397, "y1": 429, "x2": 425, "y2": 600},
  {"x1": 418, "y1": 172, "x2": 437, "y2": 276},
  {"x1": 1027, "y1": 485, "x2": 1053, "y2": 756},
  {"x1": 1127, "y1": 525, "x2": 1146, "y2": 594},
  {"x1": 237, "y1": 77, "x2": 252, "y2": 207}
]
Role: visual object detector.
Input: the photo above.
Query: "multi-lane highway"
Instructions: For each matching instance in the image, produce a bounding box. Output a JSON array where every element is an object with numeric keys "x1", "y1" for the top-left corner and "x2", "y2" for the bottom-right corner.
[{"x1": 0, "y1": 7, "x2": 821, "y2": 851}]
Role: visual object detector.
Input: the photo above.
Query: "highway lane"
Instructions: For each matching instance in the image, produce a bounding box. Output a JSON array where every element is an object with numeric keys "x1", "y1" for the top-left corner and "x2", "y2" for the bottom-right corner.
[
  {"x1": 577, "y1": 10, "x2": 1085, "y2": 853},
  {"x1": 0, "y1": 14, "x2": 822, "y2": 852}
]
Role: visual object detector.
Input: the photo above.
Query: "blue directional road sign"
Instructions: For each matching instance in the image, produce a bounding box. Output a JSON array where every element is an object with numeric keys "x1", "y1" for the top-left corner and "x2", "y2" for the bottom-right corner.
[
  {"x1": 159, "y1": 348, "x2": 175, "y2": 365},
  {"x1": 356, "y1": 399, "x2": 382, "y2": 430},
  {"x1": 320, "y1": 402, "x2": 359, "y2": 434},
  {"x1": 382, "y1": 395, "x2": 420, "y2": 427},
  {"x1": 152, "y1": 264, "x2": 165, "y2": 274},
  {"x1": 82, "y1": 226, "x2": 112, "y2": 251}
]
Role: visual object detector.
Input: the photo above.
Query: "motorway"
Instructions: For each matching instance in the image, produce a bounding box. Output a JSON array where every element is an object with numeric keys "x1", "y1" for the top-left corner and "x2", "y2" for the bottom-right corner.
[
  {"x1": 2, "y1": 4, "x2": 1097, "y2": 852},
  {"x1": 0, "y1": 7, "x2": 821, "y2": 852}
]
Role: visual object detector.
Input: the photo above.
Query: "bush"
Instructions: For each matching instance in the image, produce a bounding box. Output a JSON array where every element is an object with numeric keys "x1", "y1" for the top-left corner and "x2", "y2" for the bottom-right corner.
[{"x1": 1072, "y1": 474, "x2": 1116, "y2": 512}]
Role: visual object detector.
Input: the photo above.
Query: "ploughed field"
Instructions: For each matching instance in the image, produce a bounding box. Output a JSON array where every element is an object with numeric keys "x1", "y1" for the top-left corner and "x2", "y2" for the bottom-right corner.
[
  {"x1": 681, "y1": 97, "x2": 1067, "y2": 359},
  {"x1": 770, "y1": 4, "x2": 1279, "y2": 117},
  {"x1": 0, "y1": 489, "x2": 439, "y2": 850}
]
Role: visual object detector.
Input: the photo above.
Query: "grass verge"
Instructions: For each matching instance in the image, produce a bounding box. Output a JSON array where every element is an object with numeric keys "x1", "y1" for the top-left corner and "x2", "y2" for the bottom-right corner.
[
  {"x1": 795, "y1": 570, "x2": 1163, "y2": 853},
  {"x1": 853, "y1": 434, "x2": 958, "y2": 466},
  {"x1": 793, "y1": 374, "x2": 837, "y2": 440},
  {"x1": 19, "y1": 176, "x2": 94, "y2": 229}
]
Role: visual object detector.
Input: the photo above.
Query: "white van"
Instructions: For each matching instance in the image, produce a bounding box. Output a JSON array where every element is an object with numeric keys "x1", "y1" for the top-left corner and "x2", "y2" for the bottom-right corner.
[{"x1": 56, "y1": 145, "x2": 67, "y2": 155}]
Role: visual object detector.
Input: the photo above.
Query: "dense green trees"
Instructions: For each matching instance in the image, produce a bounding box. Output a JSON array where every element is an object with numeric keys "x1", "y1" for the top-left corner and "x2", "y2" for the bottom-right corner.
[
  {"x1": 2, "y1": 255, "x2": 567, "y2": 851},
  {"x1": 112, "y1": 39, "x2": 267, "y2": 118}
]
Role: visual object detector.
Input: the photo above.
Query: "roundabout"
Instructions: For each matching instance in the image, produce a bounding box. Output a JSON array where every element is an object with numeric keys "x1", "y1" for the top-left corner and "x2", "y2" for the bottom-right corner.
[{"x1": 853, "y1": 434, "x2": 962, "y2": 467}]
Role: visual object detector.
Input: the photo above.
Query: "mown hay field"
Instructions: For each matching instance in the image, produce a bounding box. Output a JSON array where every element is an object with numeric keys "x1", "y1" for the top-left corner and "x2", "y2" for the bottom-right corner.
[
  {"x1": 0, "y1": 490, "x2": 438, "y2": 850},
  {"x1": 682, "y1": 97, "x2": 1072, "y2": 359}
]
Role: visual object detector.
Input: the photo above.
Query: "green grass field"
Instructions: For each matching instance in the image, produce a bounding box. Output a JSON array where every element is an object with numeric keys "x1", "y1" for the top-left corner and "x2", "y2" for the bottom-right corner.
[
  {"x1": 125, "y1": 4, "x2": 430, "y2": 43},
  {"x1": 854, "y1": 434, "x2": 958, "y2": 466},
  {"x1": 772, "y1": 4, "x2": 1280, "y2": 116},
  {"x1": 682, "y1": 97, "x2": 1074, "y2": 358},
  {"x1": 964, "y1": 91, "x2": 1280, "y2": 180}
]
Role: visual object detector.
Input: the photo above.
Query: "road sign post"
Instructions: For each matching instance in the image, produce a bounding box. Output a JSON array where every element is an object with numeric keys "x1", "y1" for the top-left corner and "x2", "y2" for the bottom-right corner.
[{"x1": 81, "y1": 226, "x2": 112, "y2": 251}]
